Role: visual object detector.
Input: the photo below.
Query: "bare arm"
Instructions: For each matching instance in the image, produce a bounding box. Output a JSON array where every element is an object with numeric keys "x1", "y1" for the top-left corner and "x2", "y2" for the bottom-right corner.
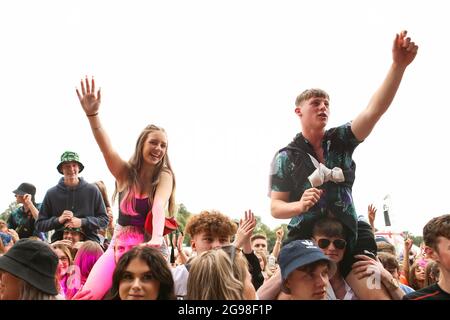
[
  {"x1": 271, "y1": 228, "x2": 284, "y2": 260},
  {"x1": 256, "y1": 268, "x2": 282, "y2": 300},
  {"x1": 351, "y1": 30, "x2": 418, "y2": 141},
  {"x1": 367, "y1": 204, "x2": 377, "y2": 233},
  {"x1": 352, "y1": 255, "x2": 405, "y2": 300},
  {"x1": 176, "y1": 233, "x2": 188, "y2": 265},
  {"x1": 76, "y1": 77, "x2": 128, "y2": 185},
  {"x1": 271, "y1": 188, "x2": 322, "y2": 219},
  {"x1": 23, "y1": 194, "x2": 39, "y2": 220},
  {"x1": 147, "y1": 171, "x2": 174, "y2": 246},
  {"x1": 403, "y1": 238, "x2": 413, "y2": 279},
  {"x1": 106, "y1": 207, "x2": 115, "y2": 238}
]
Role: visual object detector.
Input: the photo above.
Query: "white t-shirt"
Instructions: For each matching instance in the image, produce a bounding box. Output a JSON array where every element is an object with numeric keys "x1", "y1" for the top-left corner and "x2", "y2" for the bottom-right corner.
[
  {"x1": 172, "y1": 264, "x2": 189, "y2": 299},
  {"x1": 326, "y1": 280, "x2": 358, "y2": 300}
]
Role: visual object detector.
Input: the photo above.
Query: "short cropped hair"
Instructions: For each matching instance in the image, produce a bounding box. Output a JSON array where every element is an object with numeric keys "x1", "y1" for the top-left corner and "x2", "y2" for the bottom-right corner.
[
  {"x1": 295, "y1": 88, "x2": 330, "y2": 107},
  {"x1": 251, "y1": 234, "x2": 267, "y2": 243},
  {"x1": 423, "y1": 214, "x2": 450, "y2": 251}
]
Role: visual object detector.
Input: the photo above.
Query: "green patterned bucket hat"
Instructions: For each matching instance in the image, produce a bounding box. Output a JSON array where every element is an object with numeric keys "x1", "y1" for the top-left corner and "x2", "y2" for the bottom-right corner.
[
  {"x1": 63, "y1": 226, "x2": 86, "y2": 237},
  {"x1": 57, "y1": 151, "x2": 85, "y2": 174}
]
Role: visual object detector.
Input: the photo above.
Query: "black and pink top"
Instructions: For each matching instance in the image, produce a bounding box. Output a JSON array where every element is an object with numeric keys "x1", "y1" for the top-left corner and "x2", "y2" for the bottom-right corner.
[{"x1": 117, "y1": 191, "x2": 151, "y2": 228}]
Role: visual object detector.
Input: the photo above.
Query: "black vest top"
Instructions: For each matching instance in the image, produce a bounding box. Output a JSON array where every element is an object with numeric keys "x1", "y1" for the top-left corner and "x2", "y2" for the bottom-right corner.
[{"x1": 117, "y1": 191, "x2": 151, "y2": 227}]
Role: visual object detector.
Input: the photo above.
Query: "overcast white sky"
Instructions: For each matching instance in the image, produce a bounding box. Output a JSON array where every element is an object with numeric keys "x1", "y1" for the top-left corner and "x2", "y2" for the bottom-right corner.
[{"x1": 1, "y1": 0, "x2": 448, "y2": 235}]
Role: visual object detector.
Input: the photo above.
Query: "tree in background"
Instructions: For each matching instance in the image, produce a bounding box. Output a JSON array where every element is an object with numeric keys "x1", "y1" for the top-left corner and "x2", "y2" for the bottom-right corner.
[
  {"x1": 254, "y1": 215, "x2": 287, "y2": 252},
  {"x1": 172, "y1": 204, "x2": 288, "y2": 251},
  {"x1": 175, "y1": 203, "x2": 192, "y2": 244},
  {"x1": 410, "y1": 235, "x2": 423, "y2": 246},
  {"x1": 0, "y1": 201, "x2": 20, "y2": 221},
  {"x1": 402, "y1": 230, "x2": 423, "y2": 247}
]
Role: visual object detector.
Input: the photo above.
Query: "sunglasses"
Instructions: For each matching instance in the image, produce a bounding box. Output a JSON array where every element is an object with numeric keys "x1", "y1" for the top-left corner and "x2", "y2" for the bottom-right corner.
[{"x1": 316, "y1": 238, "x2": 347, "y2": 250}]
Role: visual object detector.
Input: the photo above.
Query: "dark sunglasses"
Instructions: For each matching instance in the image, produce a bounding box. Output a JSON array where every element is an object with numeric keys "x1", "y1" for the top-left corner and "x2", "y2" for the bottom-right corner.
[{"x1": 316, "y1": 238, "x2": 347, "y2": 250}]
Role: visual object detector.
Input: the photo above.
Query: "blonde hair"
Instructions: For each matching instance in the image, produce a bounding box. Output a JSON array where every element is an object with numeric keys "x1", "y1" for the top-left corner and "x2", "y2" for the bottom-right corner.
[
  {"x1": 295, "y1": 88, "x2": 330, "y2": 107},
  {"x1": 113, "y1": 124, "x2": 176, "y2": 217},
  {"x1": 19, "y1": 280, "x2": 57, "y2": 300},
  {"x1": 52, "y1": 244, "x2": 74, "y2": 266},
  {"x1": 187, "y1": 250, "x2": 244, "y2": 300}
]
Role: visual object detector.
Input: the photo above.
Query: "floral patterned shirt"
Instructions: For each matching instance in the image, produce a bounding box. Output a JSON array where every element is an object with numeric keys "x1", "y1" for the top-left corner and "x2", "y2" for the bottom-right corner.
[{"x1": 270, "y1": 122, "x2": 362, "y2": 247}]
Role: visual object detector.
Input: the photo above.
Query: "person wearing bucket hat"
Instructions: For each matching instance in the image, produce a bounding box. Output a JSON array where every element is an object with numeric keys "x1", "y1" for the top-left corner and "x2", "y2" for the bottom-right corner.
[
  {"x1": 279, "y1": 239, "x2": 336, "y2": 300},
  {"x1": 35, "y1": 151, "x2": 108, "y2": 244},
  {"x1": 63, "y1": 226, "x2": 86, "y2": 246},
  {"x1": 7, "y1": 182, "x2": 47, "y2": 241},
  {"x1": 0, "y1": 238, "x2": 59, "y2": 299},
  {"x1": 76, "y1": 78, "x2": 176, "y2": 299},
  {"x1": 57, "y1": 151, "x2": 85, "y2": 174}
]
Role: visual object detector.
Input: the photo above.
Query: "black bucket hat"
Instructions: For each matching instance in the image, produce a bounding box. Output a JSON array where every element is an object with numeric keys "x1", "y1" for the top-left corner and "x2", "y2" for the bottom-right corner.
[{"x1": 0, "y1": 239, "x2": 58, "y2": 295}]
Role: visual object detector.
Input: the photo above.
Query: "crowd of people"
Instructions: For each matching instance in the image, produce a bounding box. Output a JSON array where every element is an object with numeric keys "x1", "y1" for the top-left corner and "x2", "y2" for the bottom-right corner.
[{"x1": 1, "y1": 30, "x2": 449, "y2": 301}]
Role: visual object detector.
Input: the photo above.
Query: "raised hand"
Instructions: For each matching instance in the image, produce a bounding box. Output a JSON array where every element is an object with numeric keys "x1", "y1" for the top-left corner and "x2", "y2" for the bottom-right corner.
[
  {"x1": 234, "y1": 209, "x2": 257, "y2": 251},
  {"x1": 76, "y1": 76, "x2": 101, "y2": 116},
  {"x1": 177, "y1": 232, "x2": 185, "y2": 252},
  {"x1": 392, "y1": 30, "x2": 418, "y2": 68},
  {"x1": 23, "y1": 194, "x2": 32, "y2": 205},
  {"x1": 275, "y1": 228, "x2": 284, "y2": 241},
  {"x1": 404, "y1": 238, "x2": 413, "y2": 254},
  {"x1": 368, "y1": 204, "x2": 377, "y2": 229}
]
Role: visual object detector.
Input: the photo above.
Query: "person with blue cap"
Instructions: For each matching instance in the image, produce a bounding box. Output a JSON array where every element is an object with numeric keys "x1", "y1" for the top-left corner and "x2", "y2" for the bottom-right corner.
[{"x1": 279, "y1": 239, "x2": 336, "y2": 300}]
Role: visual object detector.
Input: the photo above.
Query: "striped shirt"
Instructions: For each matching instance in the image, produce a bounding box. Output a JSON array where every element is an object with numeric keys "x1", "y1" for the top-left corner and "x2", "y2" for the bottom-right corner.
[{"x1": 403, "y1": 283, "x2": 450, "y2": 300}]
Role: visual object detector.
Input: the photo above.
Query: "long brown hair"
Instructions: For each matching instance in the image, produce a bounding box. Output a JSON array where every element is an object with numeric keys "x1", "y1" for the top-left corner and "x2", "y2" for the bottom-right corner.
[
  {"x1": 408, "y1": 259, "x2": 427, "y2": 290},
  {"x1": 94, "y1": 180, "x2": 111, "y2": 208},
  {"x1": 113, "y1": 124, "x2": 176, "y2": 217},
  {"x1": 106, "y1": 246, "x2": 175, "y2": 300}
]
